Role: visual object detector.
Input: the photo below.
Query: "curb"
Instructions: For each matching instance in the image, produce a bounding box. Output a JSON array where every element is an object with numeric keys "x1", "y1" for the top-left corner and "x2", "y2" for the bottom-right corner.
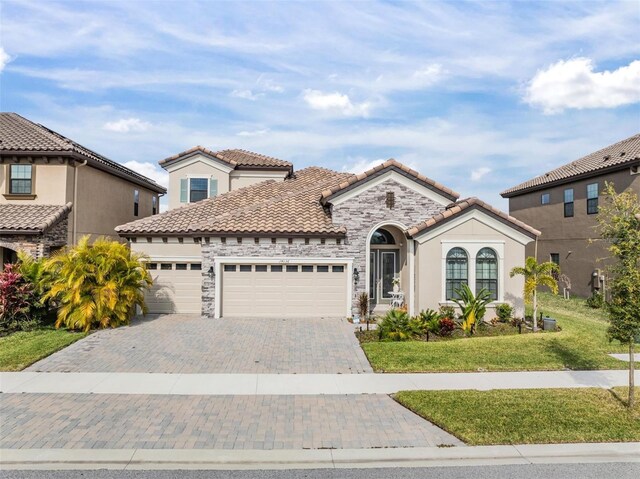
[{"x1": 1, "y1": 443, "x2": 639, "y2": 470}]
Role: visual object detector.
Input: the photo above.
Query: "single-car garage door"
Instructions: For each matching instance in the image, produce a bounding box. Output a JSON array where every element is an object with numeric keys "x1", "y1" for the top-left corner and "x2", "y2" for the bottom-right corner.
[
  {"x1": 145, "y1": 261, "x2": 202, "y2": 314},
  {"x1": 221, "y1": 263, "x2": 348, "y2": 318}
]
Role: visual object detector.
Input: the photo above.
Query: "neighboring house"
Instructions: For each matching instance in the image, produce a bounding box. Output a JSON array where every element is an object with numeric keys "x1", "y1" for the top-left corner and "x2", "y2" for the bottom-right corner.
[
  {"x1": 0, "y1": 112, "x2": 166, "y2": 267},
  {"x1": 117, "y1": 159, "x2": 539, "y2": 319},
  {"x1": 502, "y1": 133, "x2": 640, "y2": 298},
  {"x1": 159, "y1": 146, "x2": 292, "y2": 210}
]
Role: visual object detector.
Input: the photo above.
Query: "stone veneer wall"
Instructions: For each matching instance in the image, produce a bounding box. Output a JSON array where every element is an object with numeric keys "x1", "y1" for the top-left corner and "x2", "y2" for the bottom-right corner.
[
  {"x1": 0, "y1": 217, "x2": 69, "y2": 259},
  {"x1": 331, "y1": 178, "x2": 447, "y2": 314},
  {"x1": 200, "y1": 178, "x2": 447, "y2": 317}
]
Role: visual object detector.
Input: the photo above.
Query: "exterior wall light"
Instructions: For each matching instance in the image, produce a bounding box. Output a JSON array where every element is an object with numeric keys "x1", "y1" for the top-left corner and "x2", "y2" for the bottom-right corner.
[
  {"x1": 353, "y1": 267, "x2": 360, "y2": 284},
  {"x1": 208, "y1": 266, "x2": 215, "y2": 279}
]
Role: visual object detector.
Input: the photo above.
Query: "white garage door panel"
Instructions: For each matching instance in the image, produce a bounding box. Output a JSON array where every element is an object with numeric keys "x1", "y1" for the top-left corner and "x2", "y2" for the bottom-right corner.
[
  {"x1": 145, "y1": 266, "x2": 202, "y2": 314},
  {"x1": 222, "y1": 264, "x2": 347, "y2": 318}
]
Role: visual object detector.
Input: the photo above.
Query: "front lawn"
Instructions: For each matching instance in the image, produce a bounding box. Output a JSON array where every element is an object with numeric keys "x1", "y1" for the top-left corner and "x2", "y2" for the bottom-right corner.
[
  {"x1": 0, "y1": 327, "x2": 86, "y2": 371},
  {"x1": 362, "y1": 293, "x2": 627, "y2": 372},
  {"x1": 395, "y1": 387, "x2": 640, "y2": 445}
]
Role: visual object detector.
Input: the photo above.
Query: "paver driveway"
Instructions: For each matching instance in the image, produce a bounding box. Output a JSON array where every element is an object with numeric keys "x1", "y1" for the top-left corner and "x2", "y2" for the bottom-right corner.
[
  {"x1": 0, "y1": 393, "x2": 462, "y2": 449},
  {"x1": 27, "y1": 315, "x2": 372, "y2": 374}
]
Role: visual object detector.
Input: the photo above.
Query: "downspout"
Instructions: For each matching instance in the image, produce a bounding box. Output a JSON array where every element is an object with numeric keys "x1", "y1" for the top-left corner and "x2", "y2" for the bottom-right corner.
[{"x1": 72, "y1": 160, "x2": 88, "y2": 244}]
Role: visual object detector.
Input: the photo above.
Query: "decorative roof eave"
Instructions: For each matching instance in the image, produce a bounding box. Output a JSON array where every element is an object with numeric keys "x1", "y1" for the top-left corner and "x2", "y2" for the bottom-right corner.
[
  {"x1": 118, "y1": 229, "x2": 347, "y2": 238},
  {"x1": 320, "y1": 159, "x2": 460, "y2": 204},
  {"x1": 501, "y1": 158, "x2": 640, "y2": 198},
  {"x1": 0, "y1": 150, "x2": 166, "y2": 194},
  {"x1": 406, "y1": 198, "x2": 540, "y2": 239},
  {"x1": 158, "y1": 146, "x2": 293, "y2": 172}
]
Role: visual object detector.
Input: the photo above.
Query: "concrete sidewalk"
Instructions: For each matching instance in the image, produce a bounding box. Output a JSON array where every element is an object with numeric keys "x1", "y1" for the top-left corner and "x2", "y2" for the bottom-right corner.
[
  {"x1": 1, "y1": 443, "x2": 638, "y2": 470},
  {"x1": 1, "y1": 370, "x2": 638, "y2": 395}
]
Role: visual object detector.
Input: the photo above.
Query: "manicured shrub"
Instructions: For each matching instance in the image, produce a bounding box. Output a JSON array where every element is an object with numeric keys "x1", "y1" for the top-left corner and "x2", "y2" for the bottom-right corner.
[
  {"x1": 586, "y1": 292, "x2": 604, "y2": 309},
  {"x1": 0, "y1": 264, "x2": 42, "y2": 333},
  {"x1": 416, "y1": 309, "x2": 440, "y2": 341},
  {"x1": 495, "y1": 303, "x2": 514, "y2": 323},
  {"x1": 452, "y1": 284, "x2": 493, "y2": 335},
  {"x1": 438, "y1": 305, "x2": 456, "y2": 320},
  {"x1": 43, "y1": 236, "x2": 152, "y2": 332}
]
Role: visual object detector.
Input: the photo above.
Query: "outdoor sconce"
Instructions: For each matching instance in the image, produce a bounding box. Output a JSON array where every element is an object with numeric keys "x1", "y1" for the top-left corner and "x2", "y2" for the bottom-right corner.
[
  {"x1": 208, "y1": 266, "x2": 215, "y2": 279},
  {"x1": 353, "y1": 267, "x2": 360, "y2": 284}
]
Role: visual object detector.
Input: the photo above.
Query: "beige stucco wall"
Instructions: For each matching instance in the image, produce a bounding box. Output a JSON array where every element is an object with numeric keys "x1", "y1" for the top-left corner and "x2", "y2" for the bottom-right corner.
[
  {"x1": 129, "y1": 239, "x2": 202, "y2": 258},
  {"x1": 0, "y1": 163, "x2": 71, "y2": 205},
  {"x1": 167, "y1": 155, "x2": 231, "y2": 210},
  {"x1": 229, "y1": 170, "x2": 289, "y2": 190},
  {"x1": 74, "y1": 165, "x2": 160, "y2": 242},
  {"x1": 415, "y1": 217, "x2": 527, "y2": 318}
]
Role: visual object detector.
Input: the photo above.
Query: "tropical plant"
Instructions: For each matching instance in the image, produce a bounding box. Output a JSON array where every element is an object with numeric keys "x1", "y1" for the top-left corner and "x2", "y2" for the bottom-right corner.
[
  {"x1": 438, "y1": 305, "x2": 457, "y2": 321},
  {"x1": 585, "y1": 291, "x2": 604, "y2": 309},
  {"x1": 452, "y1": 284, "x2": 492, "y2": 335},
  {"x1": 510, "y1": 257, "x2": 559, "y2": 331},
  {"x1": 438, "y1": 317, "x2": 456, "y2": 336},
  {"x1": 0, "y1": 264, "x2": 42, "y2": 333},
  {"x1": 416, "y1": 309, "x2": 440, "y2": 341},
  {"x1": 357, "y1": 292, "x2": 370, "y2": 330},
  {"x1": 43, "y1": 236, "x2": 152, "y2": 332},
  {"x1": 596, "y1": 183, "x2": 640, "y2": 408},
  {"x1": 378, "y1": 309, "x2": 421, "y2": 341},
  {"x1": 495, "y1": 303, "x2": 514, "y2": 323}
]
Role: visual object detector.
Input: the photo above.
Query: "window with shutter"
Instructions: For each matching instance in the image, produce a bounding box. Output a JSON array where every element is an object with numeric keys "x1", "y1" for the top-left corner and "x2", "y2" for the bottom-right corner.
[
  {"x1": 209, "y1": 178, "x2": 218, "y2": 198},
  {"x1": 180, "y1": 178, "x2": 188, "y2": 203}
]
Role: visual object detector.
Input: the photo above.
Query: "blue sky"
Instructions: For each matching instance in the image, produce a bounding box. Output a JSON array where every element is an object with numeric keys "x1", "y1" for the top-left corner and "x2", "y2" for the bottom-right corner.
[{"x1": 1, "y1": 0, "x2": 639, "y2": 210}]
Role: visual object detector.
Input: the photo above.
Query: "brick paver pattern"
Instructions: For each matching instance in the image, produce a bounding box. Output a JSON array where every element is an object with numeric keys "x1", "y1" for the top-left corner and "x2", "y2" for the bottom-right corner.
[
  {"x1": 0, "y1": 393, "x2": 462, "y2": 449},
  {"x1": 27, "y1": 315, "x2": 372, "y2": 374}
]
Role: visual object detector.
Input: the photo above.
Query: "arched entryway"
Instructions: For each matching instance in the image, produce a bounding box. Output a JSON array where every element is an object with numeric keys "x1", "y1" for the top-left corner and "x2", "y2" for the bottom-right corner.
[{"x1": 367, "y1": 224, "x2": 408, "y2": 312}]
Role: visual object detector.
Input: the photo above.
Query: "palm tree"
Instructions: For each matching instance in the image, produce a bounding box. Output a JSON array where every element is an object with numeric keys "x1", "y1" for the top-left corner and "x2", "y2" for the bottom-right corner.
[
  {"x1": 43, "y1": 236, "x2": 152, "y2": 332},
  {"x1": 510, "y1": 256, "x2": 559, "y2": 331}
]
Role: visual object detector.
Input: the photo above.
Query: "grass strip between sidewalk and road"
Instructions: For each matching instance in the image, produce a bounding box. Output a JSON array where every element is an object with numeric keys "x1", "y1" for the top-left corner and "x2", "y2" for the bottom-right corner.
[
  {"x1": 0, "y1": 327, "x2": 86, "y2": 371},
  {"x1": 395, "y1": 387, "x2": 640, "y2": 445},
  {"x1": 362, "y1": 292, "x2": 628, "y2": 372}
]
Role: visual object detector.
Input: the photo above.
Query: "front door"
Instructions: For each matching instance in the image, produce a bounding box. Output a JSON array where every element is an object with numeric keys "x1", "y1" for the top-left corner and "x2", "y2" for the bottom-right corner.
[{"x1": 369, "y1": 249, "x2": 399, "y2": 304}]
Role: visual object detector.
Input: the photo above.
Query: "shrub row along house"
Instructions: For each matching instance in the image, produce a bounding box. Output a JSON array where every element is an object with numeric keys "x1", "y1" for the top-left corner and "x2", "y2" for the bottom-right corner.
[
  {"x1": 502, "y1": 133, "x2": 640, "y2": 298},
  {"x1": 116, "y1": 146, "x2": 540, "y2": 318},
  {"x1": 0, "y1": 113, "x2": 166, "y2": 268}
]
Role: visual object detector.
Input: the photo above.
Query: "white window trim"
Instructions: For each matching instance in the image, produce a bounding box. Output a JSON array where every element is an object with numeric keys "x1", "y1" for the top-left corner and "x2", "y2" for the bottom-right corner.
[
  {"x1": 213, "y1": 256, "x2": 354, "y2": 319},
  {"x1": 440, "y1": 240, "x2": 505, "y2": 305},
  {"x1": 186, "y1": 175, "x2": 216, "y2": 203}
]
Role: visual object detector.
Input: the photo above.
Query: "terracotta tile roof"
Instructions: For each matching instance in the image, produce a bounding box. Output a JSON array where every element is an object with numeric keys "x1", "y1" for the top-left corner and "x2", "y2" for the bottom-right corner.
[
  {"x1": 0, "y1": 113, "x2": 166, "y2": 193},
  {"x1": 158, "y1": 146, "x2": 292, "y2": 170},
  {"x1": 0, "y1": 202, "x2": 73, "y2": 234},
  {"x1": 501, "y1": 133, "x2": 640, "y2": 197},
  {"x1": 407, "y1": 197, "x2": 540, "y2": 238},
  {"x1": 320, "y1": 159, "x2": 460, "y2": 202},
  {"x1": 116, "y1": 167, "x2": 352, "y2": 236}
]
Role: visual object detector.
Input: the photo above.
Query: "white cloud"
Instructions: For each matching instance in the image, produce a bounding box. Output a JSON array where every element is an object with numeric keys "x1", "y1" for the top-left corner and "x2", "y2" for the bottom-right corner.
[
  {"x1": 237, "y1": 128, "x2": 270, "y2": 137},
  {"x1": 230, "y1": 89, "x2": 263, "y2": 101},
  {"x1": 0, "y1": 47, "x2": 10, "y2": 72},
  {"x1": 525, "y1": 58, "x2": 640, "y2": 114},
  {"x1": 303, "y1": 89, "x2": 371, "y2": 117},
  {"x1": 121, "y1": 160, "x2": 169, "y2": 188},
  {"x1": 103, "y1": 117, "x2": 150, "y2": 133},
  {"x1": 470, "y1": 167, "x2": 491, "y2": 182},
  {"x1": 374, "y1": 64, "x2": 445, "y2": 92}
]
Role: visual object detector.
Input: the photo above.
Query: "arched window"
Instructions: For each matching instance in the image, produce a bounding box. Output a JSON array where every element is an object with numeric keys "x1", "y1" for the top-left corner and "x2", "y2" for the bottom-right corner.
[
  {"x1": 446, "y1": 247, "x2": 468, "y2": 300},
  {"x1": 370, "y1": 228, "x2": 395, "y2": 245},
  {"x1": 476, "y1": 248, "x2": 498, "y2": 301}
]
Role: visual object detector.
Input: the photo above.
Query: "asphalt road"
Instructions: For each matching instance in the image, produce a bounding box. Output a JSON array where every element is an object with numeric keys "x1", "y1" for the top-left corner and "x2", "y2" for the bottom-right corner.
[{"x1": 2, "y1": 463, "x2": 640, "y2": 479}]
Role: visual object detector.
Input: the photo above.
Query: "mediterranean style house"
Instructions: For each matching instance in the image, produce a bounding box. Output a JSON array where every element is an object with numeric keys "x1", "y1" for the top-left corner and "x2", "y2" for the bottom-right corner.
[
  {"x1": 159, "y1": 146, "x2": 292, "y2": 210},
  {"x1": 0, "y1": 112, "x2": 166, "y2": 267},
  {"x1": 502, "y1": 133, "x2": 640, "y2": 298},
  {"x1": 117, "y1": 152, "x2": 539, "y2": 319}
]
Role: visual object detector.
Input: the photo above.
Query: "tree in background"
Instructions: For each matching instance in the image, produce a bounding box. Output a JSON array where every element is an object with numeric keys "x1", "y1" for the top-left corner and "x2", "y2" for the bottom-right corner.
[
  {"x1": 510, "y1": 257, "x2": 559, "y2": 331},
  {"x1": 43, "y1": 236, "x2": 152, "y2": 332},
  {"x1": 596, "y1": 183, "x2": 640, "y2": 408}
]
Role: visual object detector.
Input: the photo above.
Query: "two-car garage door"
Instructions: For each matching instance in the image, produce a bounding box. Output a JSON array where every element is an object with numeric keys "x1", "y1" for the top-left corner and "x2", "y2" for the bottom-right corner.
[{"x1": 221, "y1": 263, "x2": 348, "y2": 318}]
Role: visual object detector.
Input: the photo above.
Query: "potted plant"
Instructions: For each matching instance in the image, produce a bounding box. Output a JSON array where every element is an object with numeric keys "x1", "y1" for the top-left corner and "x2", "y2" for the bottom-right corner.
[{"x1": 392, "y1": 276, "x2": 400, "y2": 293}]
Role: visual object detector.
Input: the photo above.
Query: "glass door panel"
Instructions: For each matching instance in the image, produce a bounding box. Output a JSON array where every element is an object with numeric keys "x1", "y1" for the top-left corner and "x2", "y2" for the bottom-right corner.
[{"x1": 381, "y1": 251, "x2": 397, "y2": 300}]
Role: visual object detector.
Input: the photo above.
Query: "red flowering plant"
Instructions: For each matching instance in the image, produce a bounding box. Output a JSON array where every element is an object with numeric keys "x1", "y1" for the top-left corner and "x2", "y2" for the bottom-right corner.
[{"x1": 0, "y1": 264, "x2": 41, "y2": 333}]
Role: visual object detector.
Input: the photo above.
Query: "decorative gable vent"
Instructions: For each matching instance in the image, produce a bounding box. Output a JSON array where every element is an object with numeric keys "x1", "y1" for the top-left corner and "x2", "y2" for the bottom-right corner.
[{"x1": 385, "y1": 191, "x2": 395, "y2": 209}]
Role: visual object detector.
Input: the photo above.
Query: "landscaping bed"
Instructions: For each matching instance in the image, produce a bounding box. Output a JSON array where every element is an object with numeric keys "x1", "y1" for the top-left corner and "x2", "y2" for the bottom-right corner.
[
  {"x1": 0, "y1": 327, "x2": 86, "y2": 371},
  {"x1": 360, "y1": 293, "x2": 627, "y2": 372},
  {"x1": 394, "y1": 387, "x2": 640, "y2": 445}
]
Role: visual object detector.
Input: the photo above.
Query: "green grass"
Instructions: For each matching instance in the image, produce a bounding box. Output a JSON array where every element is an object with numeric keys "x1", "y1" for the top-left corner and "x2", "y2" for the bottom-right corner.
[
  {"x1": 362, "y1": 293, "x2": 628, "y2": 372},
  {"x1": 0, "y1": 327, "x2": 86, "y2": 371},
  {"x1": 394, "y1": 387, "x2": 640, "y2": 445}
]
